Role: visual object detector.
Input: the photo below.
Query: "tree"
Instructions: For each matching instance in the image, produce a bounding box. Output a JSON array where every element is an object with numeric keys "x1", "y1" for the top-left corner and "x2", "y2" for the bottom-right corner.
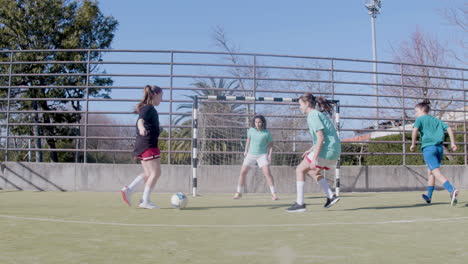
[
  {"x1": 166, "y1": 120, "x2": 191, "y2": 165},
  {"x1": 383, "y1": 29, "x2": 462, "y2": 120},
  {"x1": 439, "y1": 0, "x2": 467, "y2": 65},
  {"x1": 175, "y1": 78, "x2": 246, "y2": 165},
  {"x1": 84, "y1": 114, "x2": 134, "y2": 164},
  {"x1": 0, "y1": 0, "x2": 118, "y2": 162},
  {"x1": 212, "y1": 27, "x2": 338, "y2": 165},
  {"x1": 212, "y1": 26, "x2": 271, "y2": 122}
]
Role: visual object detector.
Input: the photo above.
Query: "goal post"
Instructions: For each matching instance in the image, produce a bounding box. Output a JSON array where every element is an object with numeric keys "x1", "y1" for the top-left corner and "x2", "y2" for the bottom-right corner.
[{"x1": 191, "y1": 95, "x2": 341, "y2": 197}]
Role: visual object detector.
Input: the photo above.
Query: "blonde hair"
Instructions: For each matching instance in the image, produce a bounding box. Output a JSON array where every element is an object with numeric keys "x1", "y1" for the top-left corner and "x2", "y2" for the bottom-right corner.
[{"x1": 135, "y1": 85, "x2": 162, "y2": 113}]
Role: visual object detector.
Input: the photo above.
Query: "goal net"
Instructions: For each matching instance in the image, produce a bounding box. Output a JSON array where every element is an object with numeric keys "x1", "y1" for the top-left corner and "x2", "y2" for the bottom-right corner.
[{"x1": 191, "y1": 95, "x2": 341, "y2": 196}]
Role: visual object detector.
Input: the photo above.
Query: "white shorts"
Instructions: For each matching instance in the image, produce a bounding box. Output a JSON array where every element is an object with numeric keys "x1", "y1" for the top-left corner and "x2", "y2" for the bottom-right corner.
[
  {"x1": 242, "y1": 154, "x2": 269, "y2": 168},
  {"x1": 305, "y1": 151, "x2": 336, "y2": 170}
]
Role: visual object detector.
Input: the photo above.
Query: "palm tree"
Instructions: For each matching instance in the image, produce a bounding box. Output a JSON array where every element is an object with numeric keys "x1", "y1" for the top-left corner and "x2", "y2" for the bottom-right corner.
[{"x1": 172, "y1": 78, "x2": 247, "y2": 165}]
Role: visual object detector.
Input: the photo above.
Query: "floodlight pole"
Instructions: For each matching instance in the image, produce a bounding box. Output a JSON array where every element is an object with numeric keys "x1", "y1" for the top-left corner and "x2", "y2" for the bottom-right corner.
[{"x1": 366, "y1": 0, "x2": 381, "y2": 129}]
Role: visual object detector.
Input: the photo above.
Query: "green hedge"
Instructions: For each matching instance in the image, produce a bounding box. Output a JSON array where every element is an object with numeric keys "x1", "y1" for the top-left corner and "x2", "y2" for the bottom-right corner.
[{"x1": 344, "y1": 132, "x2": 466, "y2": 166}]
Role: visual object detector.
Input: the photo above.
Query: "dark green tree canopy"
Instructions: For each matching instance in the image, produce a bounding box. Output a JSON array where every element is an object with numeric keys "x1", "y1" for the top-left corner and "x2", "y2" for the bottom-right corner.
[
  {"x1": 0, "y1": 0, "x2": 118, "y2": 162},
  {"x1": 0, "y1": 0, "x2": 117, "y2": 50}
]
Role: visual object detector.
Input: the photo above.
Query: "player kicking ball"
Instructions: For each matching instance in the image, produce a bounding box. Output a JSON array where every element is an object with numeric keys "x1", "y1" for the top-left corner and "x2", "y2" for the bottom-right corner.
[{"x1": 287, "y1": 93, "x2": 341, "y2": 212}]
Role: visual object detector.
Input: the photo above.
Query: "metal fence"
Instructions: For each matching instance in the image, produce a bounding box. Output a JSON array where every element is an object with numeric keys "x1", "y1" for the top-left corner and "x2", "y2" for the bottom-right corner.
[{"x1": 0, "y1": 49, "x2": 467, "y2": 165}]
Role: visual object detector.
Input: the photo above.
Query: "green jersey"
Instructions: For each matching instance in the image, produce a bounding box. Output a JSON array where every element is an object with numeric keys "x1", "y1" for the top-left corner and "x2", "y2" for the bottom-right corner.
[
  {"x1": 247, "y1": 127, "x2": 272, "y2": 155},
  {"x1": 307, "y1": 110, "x2": 341, "y2": 160},
  {"x1": 413, "y1": 114, "x2": 448, "y2": 149}
]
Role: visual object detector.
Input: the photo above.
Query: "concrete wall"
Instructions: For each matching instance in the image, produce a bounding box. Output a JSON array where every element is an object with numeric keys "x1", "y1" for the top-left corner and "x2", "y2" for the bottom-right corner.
[{"x1": 1, "y1": 162, "x2": 467, "y2": 193}]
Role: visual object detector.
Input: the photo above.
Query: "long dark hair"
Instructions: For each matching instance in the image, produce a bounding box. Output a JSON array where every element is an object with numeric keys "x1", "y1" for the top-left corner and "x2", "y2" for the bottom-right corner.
[
  {"x1": 250, "y1": 115, "x2": 267, "y2": 129},
  {"x1": 135, "y1": 85, "x2": 162, "y2": 113},
  {"x1": 299, "y1": 92, "x2": 333, "y2": 115},
  {"x1": 415, "y1": 99, "x2": 431, "y2": 113}
]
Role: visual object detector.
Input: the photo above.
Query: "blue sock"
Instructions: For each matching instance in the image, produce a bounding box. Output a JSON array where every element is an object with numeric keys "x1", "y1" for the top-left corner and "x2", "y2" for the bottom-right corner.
[
  {"x1": 443, "y1": 181, "x2": 454, "y2": 194},
  {"x1": 427, "y1": 186, "x2": 435, "y2": 199}
]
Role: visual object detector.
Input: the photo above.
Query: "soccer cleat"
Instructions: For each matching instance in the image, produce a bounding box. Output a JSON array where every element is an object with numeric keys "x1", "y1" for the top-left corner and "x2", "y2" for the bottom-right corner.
[
  {"x1": 450, "y1": 189, "x2": 459, "y2": 206},
  {"x1": 120, "y1": 186, "x2": 132, "y2": 207},
  {"x1": 422, "y1": 194, "x2": 431, "y2": 204},
  {"x1": 138, "y1": 201, "x2": 159, "y2": 209},
  {"x1": 324, "y1": 195, "x2": 340, "y2": 208},
  {"x1": 286, "y1": 202, "x2": 306, "y2": 212},
  {"x1": 233, "y1": 192, "x2": 242, "y2": 199}
]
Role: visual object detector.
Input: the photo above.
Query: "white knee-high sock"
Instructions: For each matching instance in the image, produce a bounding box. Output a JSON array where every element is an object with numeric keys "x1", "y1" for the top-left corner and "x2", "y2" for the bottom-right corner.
[
  {"x1": 142, "y1": 185, "x2": 152, "y2": 203},
  {"x1": 296, "y1": 181, "x2": 305, "y2": 205},
  {"x1": 318, "y1": 178, "x2": 333, "y2": 199},
  {"x1": 269, "y1": 186, "x2": 276, "y2": 194},
  {"x1": 127, "y1": 175, "x2": 143, "y2": 191}
]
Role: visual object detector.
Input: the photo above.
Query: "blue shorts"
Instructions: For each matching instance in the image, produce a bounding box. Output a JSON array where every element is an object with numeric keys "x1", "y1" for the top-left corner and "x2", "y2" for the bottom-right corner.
[{"x1": 422, "y1": 145, "x2": 444, "y2": 171}]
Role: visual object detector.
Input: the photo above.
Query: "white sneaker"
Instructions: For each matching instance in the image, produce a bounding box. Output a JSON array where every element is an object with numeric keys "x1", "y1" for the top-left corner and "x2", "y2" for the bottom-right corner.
[
  {"x1": 450, "y1": 189, "x2": 459, "y2": 206},
  {"x1": 139, "y1": 201, "x2": 159, "y2": 209},
  {"x1": 120, "y1": 186, "x2": 132, "y2": 207}
]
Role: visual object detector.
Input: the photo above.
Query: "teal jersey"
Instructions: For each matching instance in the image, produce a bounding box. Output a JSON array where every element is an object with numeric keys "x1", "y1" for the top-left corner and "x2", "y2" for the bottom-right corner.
[
  {"x1": 247, "y1": 127, "x2": 272, "y2": 155},
  {"x1": 413, "y1": 114, "x2": 448, "y2": 149},
  {"x1": 307, "y1": 110, "x2": 341, "y2": 160}
]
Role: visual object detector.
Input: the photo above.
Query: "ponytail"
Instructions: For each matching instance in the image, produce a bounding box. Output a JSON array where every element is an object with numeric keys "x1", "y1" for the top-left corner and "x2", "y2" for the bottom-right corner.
[
  {"x1": 299, "y1": 92, "x2": 333, "y2": 115},
  {"x1": 135, "y1": 85, "x2": 162, "y2": 113}
]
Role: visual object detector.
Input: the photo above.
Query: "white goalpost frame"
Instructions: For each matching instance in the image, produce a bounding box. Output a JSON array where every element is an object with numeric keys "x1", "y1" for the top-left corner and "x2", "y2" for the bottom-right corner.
[{"x1": 191, "y1": 95, "x2": 341, "y2": 197}]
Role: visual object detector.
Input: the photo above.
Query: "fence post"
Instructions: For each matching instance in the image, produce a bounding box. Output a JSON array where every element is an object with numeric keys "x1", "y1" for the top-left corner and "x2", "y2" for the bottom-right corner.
[
  {"x1": 4, "y1": 51, "x2": 13, "y2": 162},
  {"x1": 331, "y1": 58, "x2": 335, "y2": 100},
  {"x1": 83, "y1": 50, "x2": 91, "y2": 163},
  {"x1": 463, "y1": 70, "x2": 467, "y2": 165},
  {"x1": 401, "y1": 64, "x2": 406, "y2": 165},
  {"x1": 168, "y1": 51, "x2": 174, "y2": 164},
  {"x1": 253, "y1": 55, "x2": 257, "y2": 114}
]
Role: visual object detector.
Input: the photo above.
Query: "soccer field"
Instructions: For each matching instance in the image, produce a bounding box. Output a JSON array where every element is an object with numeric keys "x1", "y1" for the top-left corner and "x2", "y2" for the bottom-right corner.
[{"x1": 0, "y1": 191, "x2": 467, "y2": 264}]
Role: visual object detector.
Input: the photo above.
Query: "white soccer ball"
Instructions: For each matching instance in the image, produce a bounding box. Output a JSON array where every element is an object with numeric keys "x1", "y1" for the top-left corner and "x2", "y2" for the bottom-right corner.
[{"x1": 171, "y1": 192, "x2": 188, "y2": 209}]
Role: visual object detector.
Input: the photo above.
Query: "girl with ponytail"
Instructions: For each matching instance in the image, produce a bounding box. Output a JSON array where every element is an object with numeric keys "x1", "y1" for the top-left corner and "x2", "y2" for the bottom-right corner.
[
  {"x1": 411, "y1": 99, "x2": 459, "y2": 206},
  {"x1": 121, "y1": 85, "x2": 164, "y2": 209},
  {"x1": 286, "y1": 93, "x2": 341, "y2": 212}
]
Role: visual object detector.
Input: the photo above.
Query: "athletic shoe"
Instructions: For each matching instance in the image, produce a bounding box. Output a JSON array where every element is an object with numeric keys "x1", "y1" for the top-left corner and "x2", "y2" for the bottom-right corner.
[
  {"x1": 422, "y1": 194, "x2": 431, "y2": 204},
  {"x1": 450, "y1": 189, "x2": 459, "y2": 206},
  {"x1": 120, "y1": 186, "x2": 132, "y2": 207},
  {"x1": 324, "y1": 195, "x2": 340, "y2": 208},
  {"x1": 286, "y1": 202, "x2": 306, "y2": 212},
  {"x1": 233, "y1": 192, "x2": 242, "y2": 199},
  {"x1": 271, "y1": 193, "x2": 279, "y2": 201},
  {"x1": 138, "y1": 201, "x2": 159, "y2": 209}
]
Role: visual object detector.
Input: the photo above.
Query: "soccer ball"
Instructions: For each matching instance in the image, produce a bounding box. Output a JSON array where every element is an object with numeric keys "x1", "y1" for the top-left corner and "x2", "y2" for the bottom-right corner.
[{"x1": 171, "y1": 192, "x2": 188, "y2": 209}]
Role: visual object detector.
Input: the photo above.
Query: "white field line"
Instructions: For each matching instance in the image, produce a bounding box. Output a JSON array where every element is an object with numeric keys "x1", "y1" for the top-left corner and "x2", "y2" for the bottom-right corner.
[{"x1": 1, "y1": 214, "x2": 468, "y2": 228}]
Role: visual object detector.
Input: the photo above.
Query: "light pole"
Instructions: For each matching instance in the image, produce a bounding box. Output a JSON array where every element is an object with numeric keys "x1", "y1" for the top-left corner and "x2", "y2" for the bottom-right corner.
[{"x1": 365, "y1": 0, "x2": 381, "y2": 129}]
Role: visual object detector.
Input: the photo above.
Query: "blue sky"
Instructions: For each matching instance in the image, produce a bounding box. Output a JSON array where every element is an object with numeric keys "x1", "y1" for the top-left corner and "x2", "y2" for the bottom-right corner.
[
  {"x1": 98, "y1": 0, "x2": 462, "y2": 62},
  {"x1": 93, "y1": 0, "x2": 465, "y2": 134}
]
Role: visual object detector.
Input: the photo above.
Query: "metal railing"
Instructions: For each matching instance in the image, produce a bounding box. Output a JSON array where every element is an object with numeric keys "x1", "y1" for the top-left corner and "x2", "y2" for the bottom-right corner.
[{"x1": 0, "y1": 49, "x2": 466, "y2": 165}]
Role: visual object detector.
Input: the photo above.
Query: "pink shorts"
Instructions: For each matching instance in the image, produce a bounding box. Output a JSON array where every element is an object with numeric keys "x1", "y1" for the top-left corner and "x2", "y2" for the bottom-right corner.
[{"x1": 135, "y1": 148, "x2": 160, "y2": 161}]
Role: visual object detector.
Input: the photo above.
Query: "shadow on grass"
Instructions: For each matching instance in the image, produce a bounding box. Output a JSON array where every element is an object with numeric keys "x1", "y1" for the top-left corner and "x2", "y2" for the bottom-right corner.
[
  {"x1": 305, "y1": 194, "x2": 374, "y2": 200},
  {"x1": 167, "y1": 203, "x2": 292, "y2": 210},
  {"x1": 334, "y1": 194, "x2": 376, "y2": 198},
  {"x1": 341, "y1": 202, "x2": 446, "y2": 211}
]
